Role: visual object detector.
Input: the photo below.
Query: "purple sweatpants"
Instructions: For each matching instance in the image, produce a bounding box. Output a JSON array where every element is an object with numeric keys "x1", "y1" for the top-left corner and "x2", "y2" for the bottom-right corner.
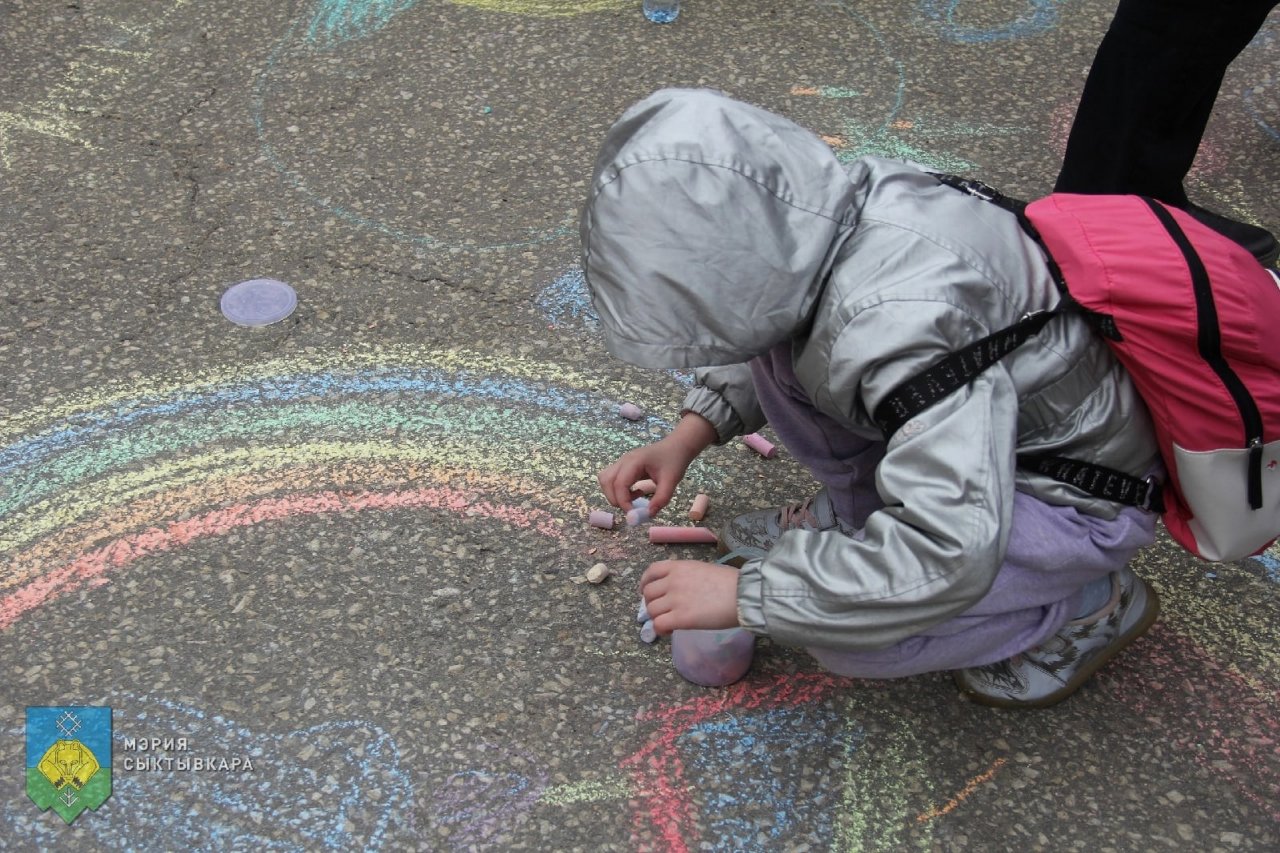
[{"x1": 749, "y1": 342, "x2": 1157, "y2": 678}]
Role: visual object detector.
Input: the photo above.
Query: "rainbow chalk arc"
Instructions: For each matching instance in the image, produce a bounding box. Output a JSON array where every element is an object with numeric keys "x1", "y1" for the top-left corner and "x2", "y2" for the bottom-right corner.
[{"x1": 0, "y1": 345, "x2": 716, "y2": 630}]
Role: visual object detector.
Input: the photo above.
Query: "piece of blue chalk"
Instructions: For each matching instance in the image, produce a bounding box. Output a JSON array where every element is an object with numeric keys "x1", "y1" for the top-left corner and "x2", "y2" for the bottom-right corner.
[
  {"x1": 640, "y1": 620, "x2": 658, "y2": 644},
  {"x1": 626, "y1": 496, "x2": 651, "y2": 527},
  {"x1": 637, "y1": 598, "x2": 650, "y2": 623}
]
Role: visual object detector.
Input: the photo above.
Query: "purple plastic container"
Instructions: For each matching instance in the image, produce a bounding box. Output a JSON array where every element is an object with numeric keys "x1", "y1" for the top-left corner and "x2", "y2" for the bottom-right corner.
[{"x1": 671, "y1": 627, "x2": 755, "y2": 687}]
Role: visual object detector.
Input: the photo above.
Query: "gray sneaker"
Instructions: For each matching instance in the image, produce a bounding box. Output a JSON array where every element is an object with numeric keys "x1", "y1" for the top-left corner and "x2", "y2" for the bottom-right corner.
[
  {"x1": 717, "y1": 488, "x2": 851, "y2": 565},
  {"x1": 953, "y1": 567, "x2": 1160, "y2": 709}
]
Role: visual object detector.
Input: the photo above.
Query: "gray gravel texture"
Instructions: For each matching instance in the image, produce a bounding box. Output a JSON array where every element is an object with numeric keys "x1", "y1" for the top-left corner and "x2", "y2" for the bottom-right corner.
[{"x1": 1, "y1": 0, "x2": 1277, "y2": 850}]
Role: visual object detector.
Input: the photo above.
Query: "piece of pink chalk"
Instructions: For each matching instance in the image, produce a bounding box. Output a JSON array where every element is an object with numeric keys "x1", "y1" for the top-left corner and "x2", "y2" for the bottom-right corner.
[
  {"x1": 619, "y1": 402, "x2": 644, "y2": 421},
  {"x1": 588, "y1": 510, "x2": 616, "y2": 530},
  {"x1": 742, "y1": 433, "x2": 777, "y2": 458},
  {"x1": 649, "y1": 526, "x2": 719, "y2": 545},
  {"x1": 688, "y1": 493, "x2": 710, "y2": 521},
  {"x1": 631, "y1": 479, "x2": 658, "y2": 494}
]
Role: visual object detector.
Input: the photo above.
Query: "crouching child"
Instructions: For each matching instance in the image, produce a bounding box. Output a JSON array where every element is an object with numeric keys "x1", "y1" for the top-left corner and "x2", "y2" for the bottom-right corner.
[{"x1": 582, "y1": 88, "x2": 1163, "y2": 708}]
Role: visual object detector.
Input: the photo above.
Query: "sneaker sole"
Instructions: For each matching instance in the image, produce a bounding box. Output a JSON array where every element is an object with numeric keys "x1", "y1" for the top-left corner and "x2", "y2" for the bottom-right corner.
[{"x1": 954, "y1": 577, "x2": 1162, "y2": 710}]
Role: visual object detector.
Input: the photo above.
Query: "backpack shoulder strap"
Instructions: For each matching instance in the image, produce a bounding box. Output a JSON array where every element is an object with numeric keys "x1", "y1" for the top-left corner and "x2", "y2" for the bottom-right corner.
[
  {"x1": 1019, "y1": 454, "x2": 1165, "y2": 512},
  {"x1": 874, "y1": 172, "x2": 1068, "y2": 437},
  {"x1": 870, "y1": 308, "x2": 1058, "y2": 438},
  {"x1": 871, "y1": 173, "x2": 1165, "y2": 513},
  {"x1": 930, "y1": 172, "x2": 1028, "y2": 217}
]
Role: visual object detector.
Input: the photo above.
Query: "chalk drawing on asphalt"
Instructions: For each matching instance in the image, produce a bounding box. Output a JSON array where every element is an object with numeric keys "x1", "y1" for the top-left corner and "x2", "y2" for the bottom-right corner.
[
  {"x1": 253, "y1": 0, "x2": 908, "y2": 251},
  {"x1": 792, "y1": 85, "x2": 1029, "y2": 173},
  {"x1": 0, "y1": 345, "x2": 718, "y2": 630},
  {"x1": 2, "y1": 694, "x2": 413, "y2": 848},
  {"x1": 0, "y1": 1, "x2": 192, "y2": 169},
  {"x1": 1242, "y1": 25, "x2": 1280, "y2": 141},
  {"x1": 919, "y1": 0, "x2": 1068, "y2": 44}
]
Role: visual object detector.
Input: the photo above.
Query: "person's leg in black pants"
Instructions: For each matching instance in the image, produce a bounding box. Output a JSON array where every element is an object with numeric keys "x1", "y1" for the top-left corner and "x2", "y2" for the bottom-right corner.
[{"x1": 1055, "y1": 0, "x2": 1279, "y2": 263}]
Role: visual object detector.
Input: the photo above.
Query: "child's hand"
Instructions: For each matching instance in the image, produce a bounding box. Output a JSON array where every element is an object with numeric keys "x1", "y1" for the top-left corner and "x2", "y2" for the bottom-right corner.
[
  {"x1": 598, "y1": 413, "x2": 717, "y2": 517},
  {"x1": 639, "y1": 560, "x2": 740, "y2": 635},
  {"x1": 598, "y1": 439, "x2": 691, "y2": 517}
]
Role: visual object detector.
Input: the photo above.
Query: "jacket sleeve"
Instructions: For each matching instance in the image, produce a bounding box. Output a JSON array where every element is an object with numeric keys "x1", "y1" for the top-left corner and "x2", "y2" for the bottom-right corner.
[
  {"x1": 679, "y1": 363, "x2": 766, "y2": 444},
  {"x1": 735, "y1": 298, "x2": 1021, "y2": 651}
]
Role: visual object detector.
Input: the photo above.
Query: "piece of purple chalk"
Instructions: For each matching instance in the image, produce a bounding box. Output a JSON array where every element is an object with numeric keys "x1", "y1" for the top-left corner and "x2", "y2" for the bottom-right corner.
[
  {"x1": 672, "y1": 627, "x2": 755, "y2": 686},
  {"x1": 588, "y1": 509, "x2": 616, "y2": 529},
  {"x1": 619, "y1": 402, "x2": 644, "y2": 421}
]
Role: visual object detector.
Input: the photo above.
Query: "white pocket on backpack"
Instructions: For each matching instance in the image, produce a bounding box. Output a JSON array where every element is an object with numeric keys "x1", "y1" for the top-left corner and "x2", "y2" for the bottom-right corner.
[{"x1": 1175, "y1": 438, "x2": 1280, "y2": 562}]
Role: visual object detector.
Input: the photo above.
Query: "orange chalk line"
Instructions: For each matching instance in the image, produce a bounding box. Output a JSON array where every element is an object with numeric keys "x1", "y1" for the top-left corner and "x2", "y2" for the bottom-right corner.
[
  {"x1": 0, "y1": 348, "x2": 712, "y2": 633},
  {"x1": 1, "y1": 461, "x2": 578, "y2": 593},
  {"x1": 915, "y1": 757, "x2": 1007, "y2": 822},
  {"x1": 0, "y1": 437, "x2": 601, "y2": 565}
]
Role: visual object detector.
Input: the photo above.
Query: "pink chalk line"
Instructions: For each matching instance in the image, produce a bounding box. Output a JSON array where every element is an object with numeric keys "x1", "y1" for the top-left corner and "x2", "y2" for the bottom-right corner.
[
  {"x1": 620, "y1": 672, "x2": 852, "y2": 851},
  {"x1": 0, "y1": 486, "x2": 565, "y2": 631}
]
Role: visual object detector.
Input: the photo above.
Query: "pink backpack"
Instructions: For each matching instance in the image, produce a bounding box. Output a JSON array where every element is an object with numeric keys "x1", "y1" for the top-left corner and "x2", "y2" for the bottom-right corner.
[
  {"x1": 1026, "y1": 194, "x2": 1280, "y2": 561},
  {"x1": 876, "y1": 182, "x2": 1280, "y2": 562}
]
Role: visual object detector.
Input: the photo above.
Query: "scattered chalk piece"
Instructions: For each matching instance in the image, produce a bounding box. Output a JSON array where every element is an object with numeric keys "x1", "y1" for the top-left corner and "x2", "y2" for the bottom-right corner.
[
  {"x1": 619, "y1": 402, "x2": 644, "y2": 421},
  {"x1": 588, "y1": 509, "x2": 616, "y2": 530},
  {"x1": 688, "y1": 493, "x2": 710, "y2": 521},
  {"x1": 742, "y1": 432, "x2": 777, "y2": 458},
  {"x1": 626, "y1": 496, "x2": 651, "y2": 527},
  {"x1": 649, "y1": 526, "x2": 719, "y2": 545},
  {"x1": 586, "y1": 563, "x2": 611, "y2": 584}
]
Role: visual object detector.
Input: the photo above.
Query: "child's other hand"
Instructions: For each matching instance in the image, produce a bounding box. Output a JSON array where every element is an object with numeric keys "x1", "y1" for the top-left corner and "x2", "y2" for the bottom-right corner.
[
  {"x1": 639, "y1": 560, "x2": 740, "y2": 635},
  {"x1": 598, "y1": 413, "x2": 717, "y2": 517}
]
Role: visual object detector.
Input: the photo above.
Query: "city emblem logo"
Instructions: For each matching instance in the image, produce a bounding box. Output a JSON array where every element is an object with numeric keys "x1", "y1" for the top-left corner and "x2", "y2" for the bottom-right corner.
[{"x1": 26, "y1": 706, "x2": 112, "y2": 823}]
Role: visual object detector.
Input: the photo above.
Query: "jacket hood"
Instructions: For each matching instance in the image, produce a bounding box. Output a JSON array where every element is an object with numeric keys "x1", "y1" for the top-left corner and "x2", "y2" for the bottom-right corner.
[{"x1": 579, "y1": 88, "x2": 860, "y2": 368}]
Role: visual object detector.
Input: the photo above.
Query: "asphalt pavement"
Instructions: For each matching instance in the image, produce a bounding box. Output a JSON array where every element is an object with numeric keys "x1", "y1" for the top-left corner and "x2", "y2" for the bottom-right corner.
[{"x1": 1, "y1": 0, "x2": 1277, "y2": 850}]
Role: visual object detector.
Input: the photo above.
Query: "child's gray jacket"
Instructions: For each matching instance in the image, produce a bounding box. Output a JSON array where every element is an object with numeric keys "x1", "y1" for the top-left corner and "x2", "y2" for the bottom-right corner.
[{"x1": 580, "y1": 88, "x2": 1159, "y2": 652}]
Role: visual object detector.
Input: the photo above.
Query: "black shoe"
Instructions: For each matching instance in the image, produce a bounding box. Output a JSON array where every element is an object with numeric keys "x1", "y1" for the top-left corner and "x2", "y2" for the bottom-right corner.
[{"x1": 1184, "y1": 203, "x2": 1280, "y2": 267}]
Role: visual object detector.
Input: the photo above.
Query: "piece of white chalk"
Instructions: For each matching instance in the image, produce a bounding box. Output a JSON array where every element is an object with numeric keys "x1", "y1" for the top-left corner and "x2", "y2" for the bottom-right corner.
[
  {"x1": 688, "y1": 493, "x2": 710, "y2": 521},
  {"x1": 619, "y1": 402, "x2": 644, "y2": 421},
  {"x1": 631, "y1": 479, "x2": 658, "y2": 495},
  {"x1": 649, "y1": 526, "x2": 719, "y2": 545},
  {"x1": 588, "y1": 509, "x2": 616, "y2": 529},
  {"x1": 742, "y1": 432, "x2": 777, "y2": 458}
]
